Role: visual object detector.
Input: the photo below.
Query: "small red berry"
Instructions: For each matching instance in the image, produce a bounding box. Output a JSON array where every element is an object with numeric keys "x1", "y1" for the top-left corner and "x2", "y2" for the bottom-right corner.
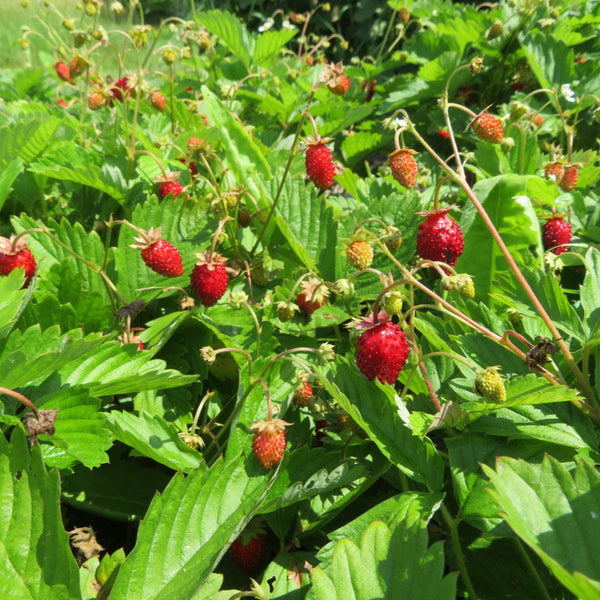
[
  {"x1": 54, "y1": 61, "x2": 71, "y2": 83},
  {"x1": 190, "y1": 253, "x2": 228, "y2": 306},
  {"x1": 251, "y1": 418, "x2": 289, "y2": 469},
  {"x1": 0, "y1": 236, "x2": 37, "y2": 287},
  {"x1": 296, "y1": 277, "x2": 329, "y2": 315},
  {"x1": 544, "y1": 161, "x2": 565, "y2": 183},
  {"x1": 150, "y1": 91, "x2": 167, "y2": 111},
  {"x1": 542, "y1": 217, "x2": 572, "y2": 255},
  {"x1": 109, "y1": 76, "x2": 131, "y2": 103},
  {"x1": 471, "y1": 112, "x2": 504, "y2": 144},
  {"x1": 157, "y1": 173, "x2": 184, "y2": 199},
  {"x1": 559, "y1": 164, "x2": 579, "y2": 192},
  {"x1": 355, "y1": 314, "x2": 410, "y2": 385},
  {"x1": 416, "y1": 208, "x2": 464, "y2": 267},
  {"x1": 131, "y1": 228, "x2": 184, "y2": 277},
  {"x1": 293, "y1": 380, "x2": 313, "y2": 408},
  {"x1": 230, "y1": 527, "x2": 267, "y2": 573},
  {"x1": 305, "y1": 142, "x2": 336, "y2": 190},
  {"x1": 346, "y1": 240, "x2": 374, "y2": 270},
  {"x1": 88, "y1": 90, "x2": 108, "y2": 110},
  {"x1": 389, "y1": 148, "x2": 418, "y2": 189}
]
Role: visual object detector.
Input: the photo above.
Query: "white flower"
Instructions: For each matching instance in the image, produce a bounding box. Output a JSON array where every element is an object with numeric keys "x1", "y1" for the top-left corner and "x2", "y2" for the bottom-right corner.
[
  {"x1": 394, "y1": 117, "x2": 407, "y2": 128},
  {"x1": 561, "y1": 83, "x2": 576, "y2": 103},
  {"x1": 258, "y1": 18, "x2": 274, "y2": 33}
]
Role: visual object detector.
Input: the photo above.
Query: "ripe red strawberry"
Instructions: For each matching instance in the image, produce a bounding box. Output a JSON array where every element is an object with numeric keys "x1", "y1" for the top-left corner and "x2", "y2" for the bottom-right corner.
[
  {"x1": 560, "y1": 164, "x2": 579, "y2": 192},
  {"x1": 305, "y1": 142, "x2": 336, "y2": 190},
  {"x1": 251, "y1": 418, "x2": 289, "y2": 469},
  {"x1": 355, "y1": 314, "x2": 410, "y2": 384},
  {"x1": 190, "y1": 252, "x2": 228, "y2": 306},
  {"x1": 416, "y1": 208, "x2": 464, "y2": 267},
  {"x1": 157, "y1": 173, "x2": 184, "y2": 199},
  {"x1": 131, "y1": 227, "x2": 184, "y2": 277},
  {"x1": 109, "y1": 76, "x2": 131, "y2": 103},
  {"x1": 54, "y1": 61, "x2": 71, "y2": 83},
  {"x1": 150, "y1": 91, "x2": 166, "y2": 111},
  {"x1": 230, "y1": 527, "x2": 267, "y2": 573},
  {"x1": 347, "y1": 240, "x2": 373, "y2": 270},
  {"x1": 88, "y1": 90, "x2": 108, "y2": 110},
  {"x1": 471, "y1": 112, "x2": 504, "y2": 144},
  {"x1": 0, "y1": 236, "x2": 37, "y2": 287},
  {"x1": 542, "y1": 217, "x2": 572, "y2": 255},
  {"x1": 389, "y1": 148, "x2": 418, "y2": 189},
  {"x1": 314, "y1": 418, "x2": 330, "y2": 446},
  {"x1": 293, "y1": 380, "x2": 313, "y2": 408},
  {"x1": 296, "y1": 277, "x2": 329, "y2": 315},
  {"x1": 322, "y1": 62, "x2": 351, "y2": 96},
  {"x1": 544, "y1": 161, "x2": 565, "y2": 183}
]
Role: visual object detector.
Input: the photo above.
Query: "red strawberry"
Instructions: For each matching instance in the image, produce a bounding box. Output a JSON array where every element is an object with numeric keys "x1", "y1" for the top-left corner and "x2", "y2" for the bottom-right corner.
[
  {"x1": 130, "y1": 227, "x2": 184, "y2": 277},
  {"x1": 544, "y1": 161, "x2": 565, "y2": 183},
  {"x1": 389, "y1": 148, "x2": 418, "y2": 189},
  {"x1": 322, "y1": 62, "x2": 351, "y2": 96},
  {"x1": 150, "y1": 91, "x2": 166, "y2": 111},
  {"x1": 157, "y1": 173, "x2": 184, "y2": 199},
  {"x1": 346, "y1": 240, "x2": 373, "y2": 270},
  {"x1": 305, "y1": 141, "x2": 336, "y2": 190},
  {"x1": 293, "y1": 380, "x2": 313, "y2": 408},
  {"x1": 190, "y1": 252, "x2": 228, "y2": 306},
  {"x1": 251, "y1": 418, "x2": 289, "y2": 469},
  {"x1": 54, "y1": 61, "x2": 71, "y2": 82},
  {"x1": 296, "y1": 277, "x2": 329, "y2": 315},
  {"x1": 560, "y1": 164, "x2": 579, "y2": 192},
  {"x1": 230, "y1": 526, "x2": 267, "y2": 573},
  {"x1": 57, "y1": 99, "x2": 68, "y2": 108},
  {"x1": 542, "y1": 217, "x2": 572, "y2": 255},
  {"x1": 416, "y1": 208, "x2": 464, "y2": 267},
  {"x1": 314, "y1": 418, "x2": 330, "y2": 446},
  {"x1": 88, "y1": 90, "x2": 108, "y2": 110},
  {"x1": 0, "y1": 236, "x2": 37, "y2": 287},
  {"x1": 471, "y1": 112, "x2": 504, "y2": 143},
  {"x1": 355, "y1": 313, "x2": 410, "y2": 384},
  {"x1": 187, "y1": 136, "x2": 204, "y2": 153},
  {"x1": 109, "y1": 76, "x2": 131, "y2": 103}
]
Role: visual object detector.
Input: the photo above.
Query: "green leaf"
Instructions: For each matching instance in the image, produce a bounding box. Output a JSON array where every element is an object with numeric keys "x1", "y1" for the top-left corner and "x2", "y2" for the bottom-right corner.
[
  {"x1": 307, "y1": 518, "x2": 456, "y2": 600},
  {"x1": 259, "y1": 552, "x2": 313, "y2": 599},
  {"x1": 196, "y1": 10, "x2": 253, "y2": 68},
  {"x1": 0, "y1": 268, "x2": 29, "y2": 338},
  {"x1": 38, "y1": 386, "x2": 112, "y2": 470},
  {"x1": 0, "y1": 116, "x2": 62, "y2": 164},
  {"x1": 521, "y1": 31, "x2": 575, "y2": 90},
  {"x1": 580, "y1": 247, "x2": 600, "y2": 320},
  {"x1": 107, "y1": 411, "x2": 205, "y2": 472},
  {"x1": 109, "y1": 455, "x2": 273, "y2": 600},
  {"x1": 0, "y1": 157, "x2": 23, "y2": 211},
  {"x1": 253, "y1": 28, "x2": 297, "y2": 67},
  {"x1": 483, "y1": 455, "x2": 600, "y2": 599},
  {"x1": 316, "y1": 358, "x2": 444, "y2": 491},
  {"x1": 200, "y1": 87, "x2": 271, "y2": 199},
  {"x1": 0, "y1": 428, "x2": 81, "y2": 600}
]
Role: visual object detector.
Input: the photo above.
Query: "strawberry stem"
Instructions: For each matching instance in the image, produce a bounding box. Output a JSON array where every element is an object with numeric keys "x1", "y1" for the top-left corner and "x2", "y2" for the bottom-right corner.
[{"x1": 0, "y1": 387, "x2": 38, "y2": 416}]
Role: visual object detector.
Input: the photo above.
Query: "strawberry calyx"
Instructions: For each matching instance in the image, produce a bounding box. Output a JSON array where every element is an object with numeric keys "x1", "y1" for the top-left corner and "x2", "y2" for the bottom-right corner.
[
  {"x1": 298, "y1": 276, "x2": 330, "y2": 306},
  {"x1": 416, "y1": 205, "x2": 456, "y2": 219},
  {"x1": 194, "y1": 251, "x2": 228, "y2": 269},
  {"x1": 250, "y1": 418, "x2": 292, "y2": 435},
  {"x1": 0, "y1": 235, "x2": 30, "y2": 255},
  {"x1": 129, "y1": 226, "x2": 164, "y2": 250},
  {"x1": 348, "y1": 310, "x2": 391, "y2": 331}
]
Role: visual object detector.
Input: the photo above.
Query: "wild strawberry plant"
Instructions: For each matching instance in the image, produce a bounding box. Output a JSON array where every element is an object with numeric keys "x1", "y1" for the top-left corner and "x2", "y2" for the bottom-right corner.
[{"x1": 1, "y1": 1, "x2": 600, "y2": 599}]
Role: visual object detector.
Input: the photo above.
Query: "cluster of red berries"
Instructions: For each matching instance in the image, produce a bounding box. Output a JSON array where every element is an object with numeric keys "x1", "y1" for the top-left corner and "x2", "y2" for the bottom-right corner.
[{"x1": 544, "y1": 162, "x2": 579, "y2": 192}]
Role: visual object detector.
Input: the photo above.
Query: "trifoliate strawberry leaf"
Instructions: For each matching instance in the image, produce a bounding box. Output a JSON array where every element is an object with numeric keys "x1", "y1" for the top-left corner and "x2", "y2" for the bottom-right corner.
[
  {"x1": 107, "y1": 410, "x2": 205, "y2": 472},
  {"x1": 483, "y1": 455, "x2": 600, "y2": 600},
  {"x1": 252, "y1": 28, "x2": 297, "y2": 67},
  {"x1": 0, "y1": 428, "x2": 81, "y2": 599},
  {"x1": 521, "y1": 31, "x2": 575, "y2": 90},
  {"x1": 196, "y1": 10, "x2": 253, "y2": 68},
  {"x1": 316, "y1": 358, "x2": 444, "y2": 491},
  {"x1": 108, "y1": 455, "x2": 274, "y2": 600},
  {"x1": 307, "y1": 517, "x2": 456, "y2": 600}
]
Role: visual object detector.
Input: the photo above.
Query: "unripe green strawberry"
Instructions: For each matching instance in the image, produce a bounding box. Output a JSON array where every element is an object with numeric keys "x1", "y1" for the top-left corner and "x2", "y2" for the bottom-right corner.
[
  {"x1": 455, "y1": 274, "x2": 475, "y2": 299},
  {"x1": 471, "y1": 112, "x2": 504, "y2": 144},
  {"x1": 346, "y1": 240, "x2": 373, "y2": 270},
  {"x1": 305, "y1": 141, "x2": 336, "y2": 189},
  {"x1": 69, "y1": 55, "x2": 88, "y2": 78},
  {"x1": 486, "y1": 20, "x2": 504, "y2": 40},
  {"x1": 542, "y1": 217, "x2": 572, "y2": 255},
  {"x1": 474, "y1": 366, "x2": 506, "y2": 402},
  {"x1": 293, "y1": 380, "x2": 313, "y2": 408},
  {"x1": 389, "y1": 148, "x2": 418, "y2": 189},
  {"x1": 559, "y1": 164, "x2": 579, "y2": 192},
  {"x1": 382, "y1": 291, "x2": 403, "y2": 315},
  {"x1": 276, "y1": 301, "x2": 298, "y2": 322},
  {"x1": 251, "y1": 418, "x2": 289, "y2": 469}
]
